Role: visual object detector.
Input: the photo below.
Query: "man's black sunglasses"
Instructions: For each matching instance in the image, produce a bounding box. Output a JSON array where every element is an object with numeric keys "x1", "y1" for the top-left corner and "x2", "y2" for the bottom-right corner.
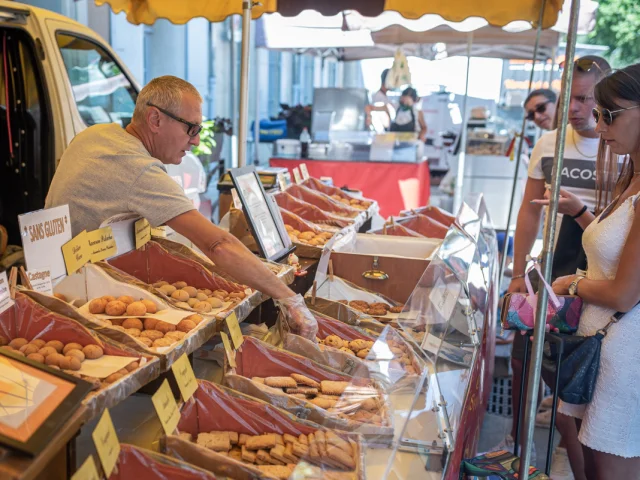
[
  {"x1": 526, "y1": 101, "x2": 552, "y2": 121},
  {"x1": 146, "y1": 102, "x2": 202, "y2": 137}
]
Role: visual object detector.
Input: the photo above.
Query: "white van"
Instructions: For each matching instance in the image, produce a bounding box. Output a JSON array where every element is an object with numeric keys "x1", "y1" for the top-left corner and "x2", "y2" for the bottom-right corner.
[{"x1": 0, "y1": 1, "x2": 207, "y2": 246}]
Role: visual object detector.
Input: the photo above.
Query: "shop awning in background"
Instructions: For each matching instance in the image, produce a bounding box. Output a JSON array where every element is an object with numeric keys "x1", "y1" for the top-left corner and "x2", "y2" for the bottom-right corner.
[{"x1": 96, "y1": 0, "x2": 562, "y2": 28}]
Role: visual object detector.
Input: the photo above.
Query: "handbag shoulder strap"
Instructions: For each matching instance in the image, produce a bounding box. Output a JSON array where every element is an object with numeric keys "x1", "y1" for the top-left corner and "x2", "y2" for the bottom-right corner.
[{"x1": 601, "y1": 304, "x2": 639, "y2": 335}]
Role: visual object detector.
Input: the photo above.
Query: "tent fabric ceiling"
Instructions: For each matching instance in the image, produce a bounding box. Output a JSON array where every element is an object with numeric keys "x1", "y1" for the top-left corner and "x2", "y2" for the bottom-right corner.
[{"x1": 96, "y1": 0, "x2": 562, "y2": 28}]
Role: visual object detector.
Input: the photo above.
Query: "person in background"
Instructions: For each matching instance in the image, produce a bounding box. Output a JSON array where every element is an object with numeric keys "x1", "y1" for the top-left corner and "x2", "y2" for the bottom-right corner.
[
  {"x1": 365, "y1": 68, "x2": 395, "y2": 131},
  {"x1": 506, "y1": 55, "x2": 611, "y2": 480},
  {"x1": 389, "y1": 87, "x2": 427, "y2": 142},
  {"x1": 525, "y1": 88, "x2": 558, "y2": 131},
  {"x1": 550, "y1": 62, "x2": 640, "y2": 480}
]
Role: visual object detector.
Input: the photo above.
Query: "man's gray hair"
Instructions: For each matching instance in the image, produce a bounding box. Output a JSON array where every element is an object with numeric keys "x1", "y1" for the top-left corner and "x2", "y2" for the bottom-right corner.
[{"x1": 132, "y1": 75, "x2": 202, "y2": 123}]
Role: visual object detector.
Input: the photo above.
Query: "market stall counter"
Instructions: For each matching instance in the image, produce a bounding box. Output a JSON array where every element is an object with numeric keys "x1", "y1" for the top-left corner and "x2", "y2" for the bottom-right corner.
[{"x1": 269, "y1": 158, "x2": 430, "y2": 218}]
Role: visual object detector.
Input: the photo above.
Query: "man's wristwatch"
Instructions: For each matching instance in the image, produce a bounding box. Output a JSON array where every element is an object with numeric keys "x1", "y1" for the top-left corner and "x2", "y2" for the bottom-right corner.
[{"x1": 568, "y1": 275, "x2": 586, "y2": 296}]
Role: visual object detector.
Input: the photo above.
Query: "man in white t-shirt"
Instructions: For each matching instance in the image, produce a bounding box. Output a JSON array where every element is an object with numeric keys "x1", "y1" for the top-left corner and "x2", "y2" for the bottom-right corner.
[
  {"x1": 366, "y1": 69, "x2": 395, "y2": 131},
  {"x1": 505, "y1": 56, "x2": 610, "y2": 480}
]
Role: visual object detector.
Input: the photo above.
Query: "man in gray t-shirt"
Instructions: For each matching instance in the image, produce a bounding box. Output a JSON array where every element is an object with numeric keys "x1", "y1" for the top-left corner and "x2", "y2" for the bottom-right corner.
[{"x1": 46, "y1": 75, "x2": 316, "y2": 338}]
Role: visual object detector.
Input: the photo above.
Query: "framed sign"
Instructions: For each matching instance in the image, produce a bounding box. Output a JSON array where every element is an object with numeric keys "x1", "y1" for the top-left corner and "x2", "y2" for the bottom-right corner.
[
  {"x1": 0, "y1": 348, "x2": 93, "y2": 456},
  {"x1": 229, "y1": 166, "x2": 294, "y2": 262}
]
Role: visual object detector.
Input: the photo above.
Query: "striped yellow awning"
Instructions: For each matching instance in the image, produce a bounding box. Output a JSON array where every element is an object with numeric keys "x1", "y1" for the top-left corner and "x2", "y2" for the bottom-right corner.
[{"x1": 96, "y1": 0, "x2": 563, "y2": 29}]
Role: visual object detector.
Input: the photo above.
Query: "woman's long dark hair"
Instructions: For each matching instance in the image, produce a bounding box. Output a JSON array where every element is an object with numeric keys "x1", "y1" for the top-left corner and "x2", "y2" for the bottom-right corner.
[{"x1": 594, "y1": 63, "x2": 640, "y2": 214}]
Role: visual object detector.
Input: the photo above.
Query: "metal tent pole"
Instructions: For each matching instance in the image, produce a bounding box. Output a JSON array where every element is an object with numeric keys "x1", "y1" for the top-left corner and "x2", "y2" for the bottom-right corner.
[
  {"x1": 453, "y1": 32, "x2": 473, "y2": 212},
  {"x1": 238, "y1": 1, "x2": 252, "y2": 167},
  {"x1": 498, "y1": 0, "x2": 546, "y2": 284},
  {"x1": 518, "y1": 0, "x2": 581, "y2": 477}
]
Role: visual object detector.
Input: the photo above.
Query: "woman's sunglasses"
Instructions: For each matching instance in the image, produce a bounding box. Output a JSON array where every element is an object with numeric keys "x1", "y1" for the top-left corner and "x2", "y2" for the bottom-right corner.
[
  {"x1": 592, "y1": 105, "x2": 640, "y2": 126},
  {"x1": 526, "y1": 101, "x2": 551, "y2": 121}
]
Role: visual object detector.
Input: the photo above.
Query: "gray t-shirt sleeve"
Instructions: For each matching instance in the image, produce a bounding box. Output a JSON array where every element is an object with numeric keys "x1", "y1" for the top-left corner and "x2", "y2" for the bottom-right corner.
[{"x1": 128, "y1": 164, "x2": 196, "y2": 227}]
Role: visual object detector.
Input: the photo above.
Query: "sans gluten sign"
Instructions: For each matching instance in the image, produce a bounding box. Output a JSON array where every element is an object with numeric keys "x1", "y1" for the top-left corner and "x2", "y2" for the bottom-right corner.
[{"x1": 18, "y1": 205, "x2": 72, "y2": 279}]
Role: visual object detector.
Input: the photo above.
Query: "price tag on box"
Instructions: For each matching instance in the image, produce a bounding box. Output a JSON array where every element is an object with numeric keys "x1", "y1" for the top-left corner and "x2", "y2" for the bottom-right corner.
[
  {"x1": 26, "y1": 267, "x2": 53, "y2": 295},
  {"x1": 18, "y1": 205, "x2": 72, "y2": 279},
  {"x1": 92, "y1": 410, "x2": 120, "y2": 477},
  {"x1": 171, "y1": 354, "x2": 198, "y2": 402},
  {"x1": 151, "y1": 379, "x2": 180, "y2": 436},
  {"x1": 293, "y1": 167, "x2": 303, "y2": 184},
  {"x1": 87, "y1": 226, "x2": 117, "y2": 263},
  {"x1": 300, "y1": 163, "x2": 310, "y2": 180},
  {"x1": 220, "y1": 332, "x2": 237, "y2": 368},
  {"x1": 231, "y1": 188, "x2": 243, "y2": 210},
  {"x1": 277, "y1": 172, "x2": 288, "y2": 191},
  {"x1": 0, "y1": 271, "x2": 14, "y2": 315},
  {"x1": 225, "y1": 311, "x2": 244, "y2": 349},
  {"x1": 134, "y1": 218, "x2": 151, "y2": 250},
  {"x1": 61, "y1": 230, "x2": 90, "y2": 275},
  {"x1": 71, "y1": 456, "x2": 100, "y2": 480}
]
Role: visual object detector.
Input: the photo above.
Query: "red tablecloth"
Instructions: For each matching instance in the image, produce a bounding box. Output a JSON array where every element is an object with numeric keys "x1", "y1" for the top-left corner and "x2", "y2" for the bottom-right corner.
[{"x1": 269, "y1": 158, "x2": 430, "y2": 218}]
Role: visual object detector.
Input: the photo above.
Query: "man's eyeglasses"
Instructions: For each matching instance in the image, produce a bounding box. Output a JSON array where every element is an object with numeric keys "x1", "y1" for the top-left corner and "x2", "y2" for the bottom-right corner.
[
  {"x1": 592, "y1": 105, "x2": 640, "y2": 126},
  {"x1": 146, "y1": 102, "x2": 202, "y2": 137},
  {"x1": 526, "y1": 101, "x2": 551, "y2": 121}
]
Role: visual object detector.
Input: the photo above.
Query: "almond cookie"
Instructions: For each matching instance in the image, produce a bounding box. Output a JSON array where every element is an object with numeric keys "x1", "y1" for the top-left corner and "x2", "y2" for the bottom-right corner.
[
  {"x1": 320, "y1": 380, "x2": 349, "y2": 396},
  {"x1": 290, "y1": 373, "x2": 320, "y2": 389},
  {"x1": 245, "y1": 434, "x2": 277, "y2": 451},
  {"x1": 264, "y1": 376, "x2": 297, "y2": 389},
  {"x1": 324, "y1": 335, "x2": 344, "y2": 349}
]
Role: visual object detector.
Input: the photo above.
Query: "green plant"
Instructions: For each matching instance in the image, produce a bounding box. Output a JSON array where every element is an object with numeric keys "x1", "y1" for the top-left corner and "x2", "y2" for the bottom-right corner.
[{"x1": 192, "y1": 120, "x2": 218, "y2": 157}]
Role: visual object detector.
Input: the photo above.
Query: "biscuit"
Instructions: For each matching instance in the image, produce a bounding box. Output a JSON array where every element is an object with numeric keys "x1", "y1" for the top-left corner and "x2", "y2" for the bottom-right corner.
[
  {"x1": 105, "y1": 300, "x2": 127, "y2": 316},
  {"x1": 251, "y1": 377, "x2": 265, "y2": 384},
  {"x1": 324, "y1": 335, "x2": 344, "y2": 349},
  {"x1": 196, "y1": 432, "x2": 230, "y2": 452},
  {"x1": 348, "y1": 300, "x2": 368, "y2": 308},
  {"x1": 320, "y1": 380, "x2": 349, "y2": 396},
  {"x1": 360, "y1": 397, "x2": 379, "y2": 412},
  {"x1": 326, "y1": 445, "x2": 356, "y2": 470},
  {"x1": 229, "y1": 448, "x2": 242, "y2": 461},
  {"x1": 256, "y1": 449, "x2": 284, "y2": 466},
  {"x1": 326, "y1": 431, "x2": 354, "y2": 456},
  {"x1": 307, "y1": 433, "x2": 320, "y2": 461},
  {"x1": 310, "y1": 397, "x2": 336, "y2": 410},
  {"x1": 140, "y1": 330, "x2": 164, "y2": 341},
  {"x1": 177, "y1": 432, "x2": 192, "y2": 442},
  {"x1": 292, "y1": 442, "x2": 309, "y2": 458},
  {"x1": 153, "y1": 338, "x2": 174, "y2": 347},
  {"x1": 275, "y1": 434, "x2": 284, "y2": 446},
  {"x1": 138, "y1": 337, "x2": 153, "y2": 347},
  {"x1": 314, "y1": 430, "x2": 327, "y2": 457},
  {"x1": 291, "y1": 373, "x2": 320, "y2": 388},
  {"x1": 238, "y1": 434, "x2": 250, "y2": 446},
  {"x1": 245, "y1": 434, "x2": 276, "y2": 451},
  {"x1": 283, "y1": 433, "x2": 298, "y2": 445},
  {"x1": 290, "y1": 393, "x2": 307, "y2": 400},
  {"x1": 270, "y1": 444, "x2": 288, "y2": 464},
  {"x1": 256, "y1": 465, "x2": 292, "y2": 480},
  {"x1": 264, "y1": 376, "x2": 297, "y2": 389},
  {"x1": 241, "y1": 445, "x2": 256, "y2": 463},
  {"x1": 283, "y1": 442, "x2": 297, "y2": 463},
  {"x1": 285, "y1": 387, "x2": 318, "y2": 396},
  {"x1": 367, "y1": 308, "x2": 387, "y2": 316},
  {"x1": 298, "y1": 434, "x2": 308, "y2": 445},
  {"x1": 228, "y1": 431, "x2": 239, "y2": 444},
  {"x1": 389, "y1": 305, "x2": 404, "y2": 313}
]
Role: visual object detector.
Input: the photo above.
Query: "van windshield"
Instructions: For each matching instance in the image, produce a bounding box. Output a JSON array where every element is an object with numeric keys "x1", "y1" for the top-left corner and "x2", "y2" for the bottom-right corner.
[{"x1": 56, "y1": 33, "x2": 137, "y2": 128}]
